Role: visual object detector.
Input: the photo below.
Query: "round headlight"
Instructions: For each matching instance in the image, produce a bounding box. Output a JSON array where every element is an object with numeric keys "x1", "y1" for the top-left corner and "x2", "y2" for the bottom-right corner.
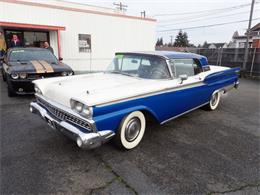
[
  {"x1": 20, "y1": 73, "x2": 27, "y2": 79},
  {"x1": 61, "y1": 72, "x2": 67, "y2": 76},
  {"x1": 71, "y1": 99, "x2": 92, "y2": 118},
  {"x1": 82, "y1": 106, "x2": 92, "y2": 117},
  {"x1": 75, "y1": 102, "x2": 83, "y2": 112},
  {"x1": 11, "y1": 73, "x2": 19, "y2": 79}
]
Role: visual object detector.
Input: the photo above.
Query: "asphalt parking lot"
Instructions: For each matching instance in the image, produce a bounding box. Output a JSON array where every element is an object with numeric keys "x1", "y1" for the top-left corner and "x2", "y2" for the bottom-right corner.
[{"x1": 1, "y1": 75, "x2": 260, "y2": 195}]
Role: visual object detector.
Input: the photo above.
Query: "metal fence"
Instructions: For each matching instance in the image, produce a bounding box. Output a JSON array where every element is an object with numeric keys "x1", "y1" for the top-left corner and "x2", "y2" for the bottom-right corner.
[
  {"x1": 194, "y1": 48, "x2": 260, "y2": 77},
  {"x1": 156, "y1": 46, "x2": 260, "y2": 77}
]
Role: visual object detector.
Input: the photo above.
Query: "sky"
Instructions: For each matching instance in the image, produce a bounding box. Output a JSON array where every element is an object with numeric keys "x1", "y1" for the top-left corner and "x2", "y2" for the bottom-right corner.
[{"x1": 68, "y1": 0, "x2": 260, "y2": 46}]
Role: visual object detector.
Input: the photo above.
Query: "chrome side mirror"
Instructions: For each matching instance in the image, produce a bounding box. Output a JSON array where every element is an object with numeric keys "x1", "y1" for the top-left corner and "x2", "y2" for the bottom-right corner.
[{"x1": 179, "y1": 74, "x2": 188, "y2": 84}]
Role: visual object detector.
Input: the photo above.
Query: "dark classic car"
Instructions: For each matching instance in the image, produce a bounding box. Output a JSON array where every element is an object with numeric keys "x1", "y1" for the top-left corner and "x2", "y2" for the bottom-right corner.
[{"x1": 1, "y1": 47, "x2": 74, "y2": 96}]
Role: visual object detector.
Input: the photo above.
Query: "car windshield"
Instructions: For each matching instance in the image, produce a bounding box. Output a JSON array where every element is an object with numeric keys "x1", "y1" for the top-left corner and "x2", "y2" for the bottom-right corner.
[
  {"x1": 106, "y1": 54, "x2": 171, "y2": 79},
  {"x1": 9, "y1": 49, "x2": 58, "y2": 64}
]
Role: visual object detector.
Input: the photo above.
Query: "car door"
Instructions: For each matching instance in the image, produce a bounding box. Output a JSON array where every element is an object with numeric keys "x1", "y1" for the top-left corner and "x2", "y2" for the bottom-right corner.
[{"x1": 160, "y1": 58, "x2": 209, "y2": 122}]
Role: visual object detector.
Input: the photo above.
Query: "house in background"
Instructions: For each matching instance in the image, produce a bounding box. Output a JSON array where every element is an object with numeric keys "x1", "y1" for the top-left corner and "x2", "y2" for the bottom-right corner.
[
  {"x1": 207, "y1": 43, "x2": 228, "y2": 49},
  {"x1": 229, "y1": 23, "x2": 260, "y2": 48}
]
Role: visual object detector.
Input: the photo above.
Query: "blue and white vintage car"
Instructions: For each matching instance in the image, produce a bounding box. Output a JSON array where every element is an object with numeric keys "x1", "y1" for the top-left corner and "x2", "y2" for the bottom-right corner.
[{"x1": 30, "y1": 51, "x2": 240, "y2": 150}]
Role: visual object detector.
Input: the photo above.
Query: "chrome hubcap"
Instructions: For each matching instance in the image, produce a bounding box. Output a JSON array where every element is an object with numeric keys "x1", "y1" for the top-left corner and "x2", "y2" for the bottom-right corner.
[
  {"x1": 211, "y1": 93, "x2": 219, "y2": 106},
  {"x1": 125, "y1": 117, "x2": 141, "y2": 142}
]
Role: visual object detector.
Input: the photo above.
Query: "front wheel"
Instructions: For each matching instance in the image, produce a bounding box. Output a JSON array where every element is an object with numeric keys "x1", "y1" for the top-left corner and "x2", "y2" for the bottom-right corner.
[
  {"x1": 2, "y1": 69, "x2": 6, "y2": 82},
  {"x1": 114, "y1": 111, "x2": 146, "y2": 150},
  {"x1": 6, "y1": 77, "x2": 15, "y2": 97},
  {"x1": 205, "y1": 91, "x2": 221, "y2": 111}
]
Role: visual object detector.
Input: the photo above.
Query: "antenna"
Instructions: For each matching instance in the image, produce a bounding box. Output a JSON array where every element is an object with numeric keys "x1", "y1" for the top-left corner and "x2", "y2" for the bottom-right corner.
[
  {"x1": 113, "y1": 2, "x2": 128, "y2": 12},
  {"x1": 141, "y1": 10, "x2": 146, "y2": 18}
]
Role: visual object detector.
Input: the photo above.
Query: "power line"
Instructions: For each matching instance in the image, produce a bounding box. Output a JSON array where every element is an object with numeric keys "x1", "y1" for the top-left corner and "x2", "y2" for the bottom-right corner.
[
  {"x1": 158, "y1": 8, "x2": 254, "y2": 24},
  {"x1": 158, "y1": 9, "x2": 260, "y2": 28},
  {"x1": 157, "y1": 18, "x2": 260, "y2": 32},
  {"x1": 157, "y1": 2, "x2": 259, "y2": 24},
  {"x1": 154, "y1": 3, "x2": 253, "y2": 17}
]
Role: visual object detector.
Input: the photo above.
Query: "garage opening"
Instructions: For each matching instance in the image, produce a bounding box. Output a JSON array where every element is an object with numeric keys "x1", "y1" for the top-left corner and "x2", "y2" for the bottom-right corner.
[
  {"x1": 0, "y1": 22, "x2": 65, "y2": 58},
  {"x1": 4, "y1": 29, "x2": 49, "y2": 48}
]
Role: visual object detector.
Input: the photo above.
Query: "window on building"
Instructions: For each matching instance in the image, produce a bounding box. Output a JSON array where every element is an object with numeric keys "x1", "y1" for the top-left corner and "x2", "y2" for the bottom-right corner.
[
  {"x1": 239, "y1": 42, "x2": 245, "y2": 48},
  {"x1": 78, "y1": 34, "x2": 91, "y2": 52}
]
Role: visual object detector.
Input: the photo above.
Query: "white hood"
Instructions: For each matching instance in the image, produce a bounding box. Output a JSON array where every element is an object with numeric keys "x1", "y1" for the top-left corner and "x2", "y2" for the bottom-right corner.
[{"x1": 34, "y1": 73, "x2": 171, "y2": 108}]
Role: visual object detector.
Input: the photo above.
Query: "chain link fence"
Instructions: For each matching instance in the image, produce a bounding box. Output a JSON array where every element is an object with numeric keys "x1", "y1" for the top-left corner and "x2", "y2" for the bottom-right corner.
[
  {"x1": 156, "y1": 46, "x2": 260, "y2": 78},
  {"x1": 195, "y1": 48, "x2": 260, "y2": 77}
]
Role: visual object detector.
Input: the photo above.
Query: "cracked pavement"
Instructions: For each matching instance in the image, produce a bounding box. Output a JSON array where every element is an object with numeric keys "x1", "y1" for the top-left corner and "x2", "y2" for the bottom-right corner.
[{"x1": 1, "y1": 76, "x2": 259, "y2": 194}]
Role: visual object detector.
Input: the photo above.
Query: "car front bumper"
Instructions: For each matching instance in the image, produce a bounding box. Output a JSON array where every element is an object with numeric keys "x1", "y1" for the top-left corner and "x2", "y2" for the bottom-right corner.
[
  {"x1": 9, "y1": 79, "x2": 35, "y2": 94},
  {"x1": 30, "y1": 102, "x2": 115, "y2": 149}
]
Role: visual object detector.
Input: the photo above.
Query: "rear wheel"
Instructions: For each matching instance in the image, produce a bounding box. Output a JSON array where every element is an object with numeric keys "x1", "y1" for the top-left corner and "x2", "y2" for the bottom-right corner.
[
  {"x1": 114, "y1": 111, "x2": 146, "y2": 150},
  {"x1": 205, "y1": 91, "x2": 221, "y2": 111}
]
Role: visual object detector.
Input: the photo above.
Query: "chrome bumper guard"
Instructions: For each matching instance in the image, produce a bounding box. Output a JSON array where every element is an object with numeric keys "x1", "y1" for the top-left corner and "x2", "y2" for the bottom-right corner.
[
  {"x1": 30, "y1": 102, "x2": 115, "y2": 149},
  {"x1": 234, "y1": 81, "x2": 239, "y2": 89}
]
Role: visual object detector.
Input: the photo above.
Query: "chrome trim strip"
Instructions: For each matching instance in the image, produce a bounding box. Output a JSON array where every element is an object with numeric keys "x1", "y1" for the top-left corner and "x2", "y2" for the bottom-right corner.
[
  {"x1": 166, "y1": 59, "x2": 174, "y2": 79},
  {"x1": 160, "y1": 101, "x2": 210, "y2": 125},
  {"x1": 160, "y1": 82, "x2": 237, "y2": 125},
  {"x1": 96, "y1": 81, "x2": 204, "y2": 107}
]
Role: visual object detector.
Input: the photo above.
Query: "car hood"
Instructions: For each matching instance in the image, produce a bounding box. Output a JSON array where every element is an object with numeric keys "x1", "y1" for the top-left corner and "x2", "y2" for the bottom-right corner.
[
  {"x1": 34, "y1": 73, "x2": 172, "y2": 108},
  {"x1": 9, "y1": 61, "x2": 72, "y2": 73}
]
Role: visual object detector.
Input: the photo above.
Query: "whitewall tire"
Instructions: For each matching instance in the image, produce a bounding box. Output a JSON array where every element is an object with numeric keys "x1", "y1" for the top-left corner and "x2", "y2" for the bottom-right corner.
[
  {"x1": 207, "y1": 91, "x2": 221, "y2": 110},
  {"x1": 115, "y1": 111, "x2": 146, "y2": 150}
]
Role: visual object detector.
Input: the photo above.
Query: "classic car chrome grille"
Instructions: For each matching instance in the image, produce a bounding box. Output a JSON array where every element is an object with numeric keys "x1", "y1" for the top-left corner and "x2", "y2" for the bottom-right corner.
[{"x1": 37, "y1": 97, "x2": 92, "y2": 131}]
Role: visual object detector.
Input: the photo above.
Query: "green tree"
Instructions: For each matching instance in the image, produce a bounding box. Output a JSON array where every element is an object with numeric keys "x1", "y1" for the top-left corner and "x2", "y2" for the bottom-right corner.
[
  {"x1": 202, "y1": 41, "x2": 208, "y2": 48},
  {"x1": 156, "y1": 38, "x2": 160, "y2": 46},
  {"x1": 155, "y1": 37, "x2": 164, "y2": 46},
  {"x1": 160, "y1": 37, "x2": 163, "y2": 46},
  {"x1": 173, "y1": 30, "x2": 189, "y2": 47}
]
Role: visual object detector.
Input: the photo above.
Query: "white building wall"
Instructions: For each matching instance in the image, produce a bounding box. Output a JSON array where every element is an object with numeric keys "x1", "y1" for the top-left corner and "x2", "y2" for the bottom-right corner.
[{"x1": 0, "y1": 1, "x2": 156, "y2": 71}]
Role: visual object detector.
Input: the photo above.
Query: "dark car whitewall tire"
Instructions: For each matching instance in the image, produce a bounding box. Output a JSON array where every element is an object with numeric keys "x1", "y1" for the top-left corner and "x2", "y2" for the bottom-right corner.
[{"x1": 115, "y1": 111, "x2": 146, "y2": 150}]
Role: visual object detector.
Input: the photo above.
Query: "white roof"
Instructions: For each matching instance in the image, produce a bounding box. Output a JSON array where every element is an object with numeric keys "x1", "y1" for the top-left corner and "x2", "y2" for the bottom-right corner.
[{"x1": 19, "y1": 0, "x2": 124, "y2": 14}]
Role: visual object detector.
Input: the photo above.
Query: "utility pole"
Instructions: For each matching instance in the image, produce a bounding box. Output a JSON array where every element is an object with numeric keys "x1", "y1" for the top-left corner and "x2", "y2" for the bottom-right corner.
[
  {"x1": 170, "y1": 36, "x2": 173, "y2": 46},
  {"x1": 242, "y1": 0, "x2": 255, "y2": 71},
  {"x1": 113, "y1": 2, "x2": 127, "y2": 12},
  {"x1": 141, "y1": 10, "x2": 146, "y2": 18}
]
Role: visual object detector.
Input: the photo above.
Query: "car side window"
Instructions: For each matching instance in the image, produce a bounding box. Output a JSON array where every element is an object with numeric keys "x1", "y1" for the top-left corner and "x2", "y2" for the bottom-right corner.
[{"x1": 170, "y1": 59, "x2": 202, "y2": 77}]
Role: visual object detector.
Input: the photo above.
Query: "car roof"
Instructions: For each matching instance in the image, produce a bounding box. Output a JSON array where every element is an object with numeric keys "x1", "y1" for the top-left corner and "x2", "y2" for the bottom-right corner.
[{"x1": 115, "y1": 51, "x2": 209, "y2": 66}]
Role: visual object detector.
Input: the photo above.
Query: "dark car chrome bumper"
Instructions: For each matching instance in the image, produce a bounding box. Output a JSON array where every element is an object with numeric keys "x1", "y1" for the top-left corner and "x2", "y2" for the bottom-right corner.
[{"x1": 30, "y1": 102, "x2": 115, "y2": 149}]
